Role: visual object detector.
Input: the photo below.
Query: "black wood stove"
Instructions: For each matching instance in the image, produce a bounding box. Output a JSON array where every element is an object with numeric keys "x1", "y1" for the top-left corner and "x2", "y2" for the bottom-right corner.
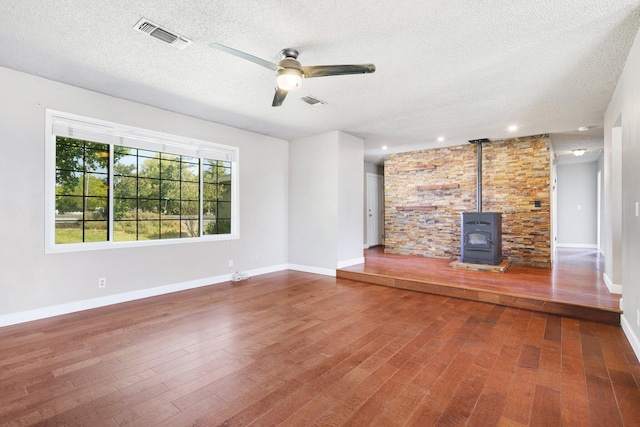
[
  {"x1": 461, "y1": 139, "x2": 503, "y2": 265},
  {"x1": 461, "y1": 212, "x2": 503, "y2": 265}
]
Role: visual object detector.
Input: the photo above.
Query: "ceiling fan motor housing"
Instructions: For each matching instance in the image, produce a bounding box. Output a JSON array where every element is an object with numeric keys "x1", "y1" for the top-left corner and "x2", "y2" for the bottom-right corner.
[
  {"x1": 280, "y1": 48, "x2": 299, "y2": 59},
  {"x1": 278, "y1": 57, "x2": 302, "y2": 71}
]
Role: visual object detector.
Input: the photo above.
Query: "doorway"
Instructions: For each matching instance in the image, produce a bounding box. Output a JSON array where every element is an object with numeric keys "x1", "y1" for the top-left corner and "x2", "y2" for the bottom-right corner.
[{"x1": 366, "y1": 173, "x2": 384, "y2": 247}]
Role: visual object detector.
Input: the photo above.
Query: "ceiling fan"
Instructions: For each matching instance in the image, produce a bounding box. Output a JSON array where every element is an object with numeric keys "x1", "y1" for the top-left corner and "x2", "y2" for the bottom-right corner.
[{"x1": 209, "y1": 43, "x2": 376, "y2": 107}]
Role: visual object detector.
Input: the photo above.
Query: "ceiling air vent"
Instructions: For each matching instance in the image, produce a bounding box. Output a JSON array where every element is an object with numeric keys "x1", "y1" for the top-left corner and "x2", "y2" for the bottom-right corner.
[
  {"x1": 300, "y1": 95, "x2": 327, "y2": 106},
  {"x1": 133, "y1": 18, "x2": 193, "y2": 50}
]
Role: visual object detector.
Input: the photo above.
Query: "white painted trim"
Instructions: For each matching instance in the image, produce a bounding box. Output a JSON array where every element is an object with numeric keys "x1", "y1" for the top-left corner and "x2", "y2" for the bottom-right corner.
[
  {"x1": 0, "y1": 264, "x2": 289, "y2": 328},
  {"x1": 555, "y1": 243, "x2": 598, "y2": 249},
  {"x1": 621, "y1": 314, "x2": 640, "y2": 363},
  {"x1": 244, "y1": 264, "x2": 290, "y2": 277},
  {"x1": 603, "y1": 273, "x2": 623, "y2": 295},
  {"x1": 363, "y1": 244, "x2": 370, "y2": 249},
  {"x1": 337, "y1": 257, "x2": 365, "y2": 269},
  {"x1": 287, "y1": 264, "x2": 336, "y2": 277}
]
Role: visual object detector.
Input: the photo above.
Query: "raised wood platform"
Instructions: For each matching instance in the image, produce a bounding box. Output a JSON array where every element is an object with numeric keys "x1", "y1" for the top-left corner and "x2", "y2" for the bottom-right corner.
[{"x1": 337, "y1": 247, "x2": 621, "y2": 324}]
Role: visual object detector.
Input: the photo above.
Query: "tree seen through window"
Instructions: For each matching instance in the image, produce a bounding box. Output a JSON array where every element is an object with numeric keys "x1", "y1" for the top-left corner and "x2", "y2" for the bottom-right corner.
[{"x1": 54, "y1": 137, "x2": 232, "y2": 244}]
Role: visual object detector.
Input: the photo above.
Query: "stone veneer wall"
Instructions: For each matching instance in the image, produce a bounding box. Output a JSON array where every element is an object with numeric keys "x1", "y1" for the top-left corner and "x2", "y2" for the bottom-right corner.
[{"x1": 384, "y1": 135, "x2": 551, "y2": 268}]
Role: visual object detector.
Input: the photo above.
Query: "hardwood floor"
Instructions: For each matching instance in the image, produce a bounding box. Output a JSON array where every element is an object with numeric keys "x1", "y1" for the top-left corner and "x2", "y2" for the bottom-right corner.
[
  {"x1": 338, "y1": 247, "x2": 621, "y2": 324},
  {"x1": 1, "y1": 269, "x2": 639, "y2": 425}
]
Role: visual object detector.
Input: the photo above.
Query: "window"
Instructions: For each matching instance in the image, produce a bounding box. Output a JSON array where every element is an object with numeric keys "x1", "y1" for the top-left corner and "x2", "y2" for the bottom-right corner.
[
  {"x1": 46, "y1": 110, "x2": 238, "y2": 253},
  {"x1": 55, "y1": 138, "x2": 110, "y2": 243}
]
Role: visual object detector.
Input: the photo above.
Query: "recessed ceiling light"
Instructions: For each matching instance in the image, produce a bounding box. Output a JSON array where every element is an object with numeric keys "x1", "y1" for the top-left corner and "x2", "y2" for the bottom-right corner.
[
  {"x1": 573, "y1": 149, "x2": 586, "y2": 156},
  {"x1": 437, "y1": 136, "x2": 445, "y2": 142},
  {"x1": 578, "y1": 126, "x2": 589, "y2": 132},
  {"x1": 382, "y1": 145, "x2": 388, "y2": 150},
  {"x1": 508, "y1": 125, "x2": 518, "y2": 132}
]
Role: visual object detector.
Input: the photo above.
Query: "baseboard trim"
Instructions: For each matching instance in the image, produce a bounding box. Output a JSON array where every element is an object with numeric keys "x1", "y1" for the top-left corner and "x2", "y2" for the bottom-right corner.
[
  {"x1": 0, "y1": 264, "x2": 290, "y2": 328},
  {"x1": 603, "y1": 273, "x2": 623, "y2": 295},
  {"x1": 556, "y1": 243, "x2": 598, "y2": 249},
  {"x1": 621, "y1": 313, "x2": 640, "y2": 363},
  {"x1": 246, "y1": 264, "x2": 290, "y2": 278},
  {"x1": 287, "y1": 264, "x2": 336, "y2": 277},
  {"x1": 337, "y1": 257, "x2": 365, "y2": 269}
]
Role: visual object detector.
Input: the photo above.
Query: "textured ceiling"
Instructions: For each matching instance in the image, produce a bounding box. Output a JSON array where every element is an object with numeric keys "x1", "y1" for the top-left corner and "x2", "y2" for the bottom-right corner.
[{"x1": 0, "y1": 1, "x2": 639, "y2": 164}]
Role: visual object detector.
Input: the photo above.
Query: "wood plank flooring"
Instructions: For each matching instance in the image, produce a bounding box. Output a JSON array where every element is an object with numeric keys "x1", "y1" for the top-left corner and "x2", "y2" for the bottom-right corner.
[
  {"x1": 338, "y1": 247, "x2": 621, "y2": 324},
  {"x1": 1, "y1": 269, "x2": 638, "y2": 425}
]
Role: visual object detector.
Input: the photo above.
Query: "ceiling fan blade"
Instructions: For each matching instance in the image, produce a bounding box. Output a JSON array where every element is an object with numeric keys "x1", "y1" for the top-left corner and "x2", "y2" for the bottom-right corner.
[
  {"x1": 209, "y1": 43, "x2": 281, "y2": 71},
  {"x1": 272, "y1": 87, "x2": 288, "y2": 107},
  {"x1": 302, "y1": 64, "x2": 376, "y2": 78}
]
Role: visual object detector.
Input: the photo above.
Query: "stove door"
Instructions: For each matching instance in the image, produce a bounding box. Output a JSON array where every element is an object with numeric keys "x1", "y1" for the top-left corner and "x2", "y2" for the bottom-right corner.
[{"x1": 464, "y1": 230, "x2": 492, "y2": 249}]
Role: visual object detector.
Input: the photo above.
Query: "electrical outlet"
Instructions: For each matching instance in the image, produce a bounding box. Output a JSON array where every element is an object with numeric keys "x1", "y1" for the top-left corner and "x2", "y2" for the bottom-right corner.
[
  {"x1": 228, "y1": 260, "x2": 234, "y2": 268},
  {"x1": 98, "y1": 278, "x2": 106, "y2": 288}
]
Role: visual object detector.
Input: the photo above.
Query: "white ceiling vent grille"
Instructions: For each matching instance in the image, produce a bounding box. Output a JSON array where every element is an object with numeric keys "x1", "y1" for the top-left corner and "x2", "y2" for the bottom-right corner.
[
  {"x1": 300, "y1": 95, "x2": 327, "y2": 106},
  {"x1": 133, "y1": 18, "x2": 193, "y2": 50}
]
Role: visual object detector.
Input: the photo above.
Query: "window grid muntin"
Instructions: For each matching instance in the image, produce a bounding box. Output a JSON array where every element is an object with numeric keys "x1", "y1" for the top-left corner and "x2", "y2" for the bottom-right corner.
[
  {"x1": 113, "y1": 147, "x2": 203, "y2": 242},
  {"x1": 54, "y1": 137, "x2": 110, "y2": 244},
  {"x1": 203, "y1": 159, "x2": 232, "y2": 235},
  {"x1": 56, "y1": 142, "x2": 231, "y2": 244}
]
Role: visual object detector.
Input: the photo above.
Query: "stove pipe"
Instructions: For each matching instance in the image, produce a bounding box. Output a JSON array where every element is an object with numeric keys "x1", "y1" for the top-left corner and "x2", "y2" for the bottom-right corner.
[{"x1": 469, "y1": 138, "x2": 490, "y2": 212}]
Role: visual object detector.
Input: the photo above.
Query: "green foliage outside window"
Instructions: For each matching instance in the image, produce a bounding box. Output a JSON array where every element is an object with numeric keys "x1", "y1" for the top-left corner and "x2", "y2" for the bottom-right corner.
[
  {"x1": 55, "y1": 137, "x2": 110, "y2": 243},
  {"x1": 54, "y1": 137, "x2": 232, "y2": 244}
]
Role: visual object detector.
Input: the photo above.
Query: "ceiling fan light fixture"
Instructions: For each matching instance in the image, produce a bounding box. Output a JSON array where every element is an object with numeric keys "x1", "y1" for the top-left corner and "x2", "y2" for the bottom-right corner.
[
  {"x1": 277, "y1": 68, "x2": 302, "y2": 91},
  {"x1": 209, "y1": 43, "x2": 375, "y2": 106}
]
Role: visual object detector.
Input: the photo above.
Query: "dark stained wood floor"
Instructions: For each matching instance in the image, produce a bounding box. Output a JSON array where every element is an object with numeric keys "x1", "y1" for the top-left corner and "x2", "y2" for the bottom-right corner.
[
  {"x1": 338, "y1": 247, "x2": 621, "y2": 324},
  {"x1": 1, "y1": 268, "x2": 638, "y2": 426}
]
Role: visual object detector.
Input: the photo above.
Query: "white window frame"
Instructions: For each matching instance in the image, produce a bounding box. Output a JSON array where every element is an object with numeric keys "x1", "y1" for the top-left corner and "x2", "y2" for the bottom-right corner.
[{"x1": 45, "y1": 109, "x2": 239, "y2": 253}]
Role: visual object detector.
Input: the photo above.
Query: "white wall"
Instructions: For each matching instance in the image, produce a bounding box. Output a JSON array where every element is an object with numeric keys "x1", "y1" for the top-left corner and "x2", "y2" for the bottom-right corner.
[
  {"x1": 597, "y1": 155, "x2": 604, "y2": 252},
  {"x1": 605, "y1": 26, "x2": 640, "y2": 360},
  {"x1": 288, "y1": 131, "x2": 364, "y2": 273},
  {"x1": 0, "y1": 66, "x2": 289, "y2": 319},
  {"x1": 288, "y1": 133, "x2": 339, "y2": 271},
  {"x1": 556, "y1": 161, "x2": 598, "y2": 247},
  {"x1": 338, "y1": 133, "x2": 364, "y2": 265},
  {"x1": 605, "y1": 124, "x2": 624, "y2": 288}
]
